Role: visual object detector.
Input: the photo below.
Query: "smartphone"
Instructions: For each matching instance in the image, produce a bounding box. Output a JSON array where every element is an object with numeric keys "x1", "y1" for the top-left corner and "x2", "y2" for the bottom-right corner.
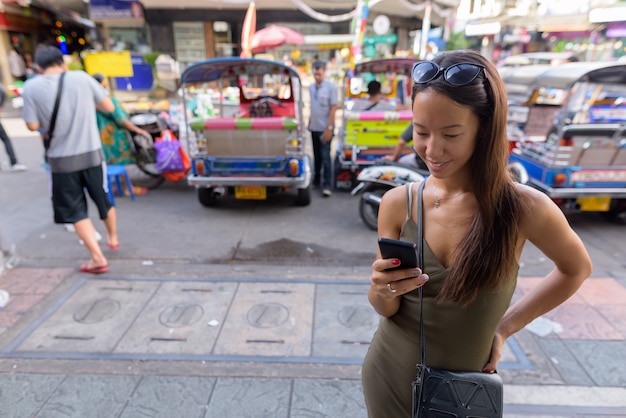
[{"x1": 378, "y1": 238, "x2": 418, "y2": 271}]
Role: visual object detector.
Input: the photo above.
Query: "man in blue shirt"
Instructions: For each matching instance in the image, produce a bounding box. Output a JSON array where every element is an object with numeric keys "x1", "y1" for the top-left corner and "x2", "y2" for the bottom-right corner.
[{"x1": 308, "y1": 61, "x2": 337, "y2": 197}]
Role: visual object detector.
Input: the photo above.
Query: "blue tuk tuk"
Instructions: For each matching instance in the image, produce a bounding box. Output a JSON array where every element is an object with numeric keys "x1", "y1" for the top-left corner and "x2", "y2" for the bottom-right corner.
[
  {"x1": 508, "y1": 62, "x2": 626, "y2": 216},
  {"x1": 180, "y1": 57, "x2": 311, "y2": 207}
]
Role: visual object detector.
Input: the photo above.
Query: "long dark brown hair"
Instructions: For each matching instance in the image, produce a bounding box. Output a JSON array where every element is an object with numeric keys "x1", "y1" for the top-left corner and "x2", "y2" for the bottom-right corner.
[{"x1": 412, "y1": 49, "x2": 527, "y2": 305}]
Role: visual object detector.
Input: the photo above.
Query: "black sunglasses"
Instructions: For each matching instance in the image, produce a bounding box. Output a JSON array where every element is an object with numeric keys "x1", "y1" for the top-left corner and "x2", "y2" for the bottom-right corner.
[{"x1": 411, "y1": 61, "x2": 485, "y2": 86}]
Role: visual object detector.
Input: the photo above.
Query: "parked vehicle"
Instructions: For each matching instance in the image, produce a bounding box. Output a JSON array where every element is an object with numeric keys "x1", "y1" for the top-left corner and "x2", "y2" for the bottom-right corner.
[
  {"x1": 334, "y1": 58, "x2": 416, "y2": 191},
  {"x1": 508, "y1": 61, "x2": 626, "y2": 217},
  {"x1": 499, "y1": 64, "x2": 552, "y2": 145},
  {"x1": 497, "y1": 52, "x2": 578, "y2": 69},
  {"x1": 351, "y1": 160, "x2": 428, "y2": 230},
  {"x1": 124, "y1": 112, "x2": 168, "y2": 189},
  {"x1": 180, "y1": 57, "x2": 311, "y2": 207}
]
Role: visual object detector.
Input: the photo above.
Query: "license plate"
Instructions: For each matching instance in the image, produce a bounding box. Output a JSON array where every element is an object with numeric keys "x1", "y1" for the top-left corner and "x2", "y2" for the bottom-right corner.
[
  {"x1": 234, "y1": 186, "x2": 266, "y2": 200},
  {"x1": 576, "y1": 197, "x2": 611, "y2": 212}
]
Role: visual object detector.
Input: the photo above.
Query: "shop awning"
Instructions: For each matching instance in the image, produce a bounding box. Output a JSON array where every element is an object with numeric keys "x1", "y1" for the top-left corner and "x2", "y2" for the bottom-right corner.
[
  {"x1": 1, "y1": 0, "x2": 96, "y2": 29},
  {"x1": 464, "y1": 15, "x2": 514, "y2": 37},
  {"x1": 27, "y1": 0, "x2": 96, "y2": 28},
  {"x1": 536, "y1": 14, "x2": 592, "y2": 33},
  {"x1": 589, "y1": 0, "x2": 626, "y2": 23},
  {"x1": 303, "y1": 34, "x2": 353, "y2": 48}
]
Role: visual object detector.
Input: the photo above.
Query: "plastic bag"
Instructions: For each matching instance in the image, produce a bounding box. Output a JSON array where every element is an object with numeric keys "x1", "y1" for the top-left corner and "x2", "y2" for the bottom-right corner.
[
  {"x1": 154, "y1": 140, "x2": 184, "y2": 173},
  {"x1": 154, "y1": 130, "x2": 190, "y2": 182}
]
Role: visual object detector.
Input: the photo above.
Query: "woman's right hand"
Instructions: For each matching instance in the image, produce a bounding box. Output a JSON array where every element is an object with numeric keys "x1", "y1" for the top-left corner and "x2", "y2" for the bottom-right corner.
[{"x1": 371, "y1": 258, "x2": 429, "y2": 299}]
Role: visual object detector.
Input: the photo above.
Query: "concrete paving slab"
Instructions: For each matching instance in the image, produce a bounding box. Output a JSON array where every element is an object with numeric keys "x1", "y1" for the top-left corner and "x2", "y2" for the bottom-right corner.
[
  {"x1": 548, "y1": 302, "x2": 623, "y2": 340},
  {"x1": 312, "y1": 284, "x2": 377, "y2": 359},
  {"x1": 214, "y1": 282, "x2": 314, "y2": 357},
  {"x1": 0, "y1": 268, "x2": 69, "y2": 329},
  {"x1": 120, "y1": 375, "x2": 216, "y2": 418},
  {"x1": 205, "y1": 377, "x2": 291, "y2": 418},
  {"x1": 500, "y1": 330, "x2": 566, "y2": 385},
  {"x1": 115, "y1": 281, "x2": 237, "y2": 355},
  {"x1": 537, "y1": 338, "x2": 596, "y2": 386},
  {"x1": 0, "y1": 373, "x2": 65, "y2": 418},
  {"x1": 36, "y1": 374, "x2": 140, "y2": 418},
  {"x1": 291, "y1": 378, "x2": 368, "y2": 417},
  {"x1": 504, "y1": 384, "x2": 626, "y2": 407},
  {"x1": 563, "y1": 340, "x2": 626, "y2": 387},
  {"x1": 16, "y1": 280, "x2": 158, "y2": 353}
]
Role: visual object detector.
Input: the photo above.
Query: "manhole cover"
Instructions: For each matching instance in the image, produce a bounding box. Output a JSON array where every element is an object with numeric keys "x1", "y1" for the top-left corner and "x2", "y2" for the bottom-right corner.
[
  {"x1": 159, "y1": 303, "x2": 204, "y2": 328},
  {"x1": 337, "y1": 305, "x2": 377, "y2": 328},
  {"x1": 246, "y1": 303, "x2": 289, "y2": 328},
  {"x1": 73, "y1": 298, "x2": 121, "y2": 324}
]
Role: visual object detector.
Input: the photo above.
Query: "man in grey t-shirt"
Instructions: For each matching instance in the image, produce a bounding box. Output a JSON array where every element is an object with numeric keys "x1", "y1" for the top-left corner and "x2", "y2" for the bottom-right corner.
[{"x1": 22, "y1": 46, "x2": 118, "y2": 274}]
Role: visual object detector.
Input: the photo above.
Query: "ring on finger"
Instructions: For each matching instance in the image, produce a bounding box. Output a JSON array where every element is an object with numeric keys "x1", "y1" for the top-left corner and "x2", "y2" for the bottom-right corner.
[{"x1": 387, "y1": 282, "x2": 397, "y2": 293}]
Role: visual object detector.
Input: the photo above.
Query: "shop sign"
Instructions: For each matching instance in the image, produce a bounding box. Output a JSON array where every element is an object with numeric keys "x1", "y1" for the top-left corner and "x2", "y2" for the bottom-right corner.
[
  {"x1": 0, "y1": 12, "x2": 40, "y2": 31},
  {"x1": 607, "y1": 21, "x2": 626, "y2": 37},
  {"x1": 363, "y1": 34, "x2": 398, "y2": 45},
  {"x1": 318, "y1": 43, "x2": 351, "y2": 49},
  {"x1": 84, "y1": 51, "x2": 134, "y2": 77},
  {"x1": 503, "y1": 29, "x2": 532, "y2": 44},
  {"x1": 364, "y1": 44, "x2": 377, "y2": 58},
  {"x1": 90, "y1": 0, "x2": 143, "y2": 20}
]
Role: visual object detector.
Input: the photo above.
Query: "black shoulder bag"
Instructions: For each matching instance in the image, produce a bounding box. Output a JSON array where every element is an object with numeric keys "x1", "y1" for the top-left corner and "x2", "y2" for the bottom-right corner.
[
  {"x1": 411, "y1": 181, "x2": 504, "y2": 418},
  {"x1": 43, "y1": 72, "x2": 66, "y2": 154}
]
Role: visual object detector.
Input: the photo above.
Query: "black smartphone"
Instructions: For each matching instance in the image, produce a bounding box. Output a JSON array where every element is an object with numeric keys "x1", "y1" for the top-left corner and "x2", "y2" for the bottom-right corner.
[{"x1": 378, "y1": 238, "x2": 418, "y2": 271}]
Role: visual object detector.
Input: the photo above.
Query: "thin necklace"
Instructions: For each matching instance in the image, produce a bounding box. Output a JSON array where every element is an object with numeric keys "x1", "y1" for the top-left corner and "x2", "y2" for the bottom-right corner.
[{"x1": 431, "y1": 178, "x2": 465, "y2": 209}]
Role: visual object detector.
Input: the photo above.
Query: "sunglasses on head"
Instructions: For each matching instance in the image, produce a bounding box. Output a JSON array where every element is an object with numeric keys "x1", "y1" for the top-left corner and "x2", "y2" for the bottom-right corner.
[{"x1": 411, "y1": 61, "x2": 485, "y2": 87}]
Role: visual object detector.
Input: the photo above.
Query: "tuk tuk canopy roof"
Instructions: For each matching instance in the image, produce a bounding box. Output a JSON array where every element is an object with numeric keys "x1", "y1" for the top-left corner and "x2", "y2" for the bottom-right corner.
[
  {"x1": 181, "y1": 57, "x2": 300, "y2": 84},
  {"x1": 532, "y1": 62, "x2": 626, "y2": 89},
  {"x1": 500, "y1": 64, "x2": 553, "y2": 85},
  {"x1": 352, "y1": 58, "x2": 417, "y2": 76}
]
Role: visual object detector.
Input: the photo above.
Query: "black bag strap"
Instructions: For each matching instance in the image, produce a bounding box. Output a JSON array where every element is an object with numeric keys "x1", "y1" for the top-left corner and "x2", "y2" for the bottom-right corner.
[
  {"x1": 364, "y1": 101, "x2": 378, "y2": 111},
  {"x1": 417, "y1": 180, "x2": 426, "y2": 365},
  {"x1": 44, "y1": 72, "x2": 66, "y2": 150}
]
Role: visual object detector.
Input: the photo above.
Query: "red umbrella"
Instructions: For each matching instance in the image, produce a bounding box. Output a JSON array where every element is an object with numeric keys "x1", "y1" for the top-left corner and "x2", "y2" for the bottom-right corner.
[
  {"x1": 251, "y1": 24, "x2": 304, "y2": 53},
  {"x1": 240, "y1": 1, "x2": 256, "y2": 58}
]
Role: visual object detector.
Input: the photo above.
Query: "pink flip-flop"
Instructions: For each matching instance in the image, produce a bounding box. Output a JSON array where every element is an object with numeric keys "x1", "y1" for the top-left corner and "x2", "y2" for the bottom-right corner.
[
  {"x1": 106, "y1": 242, "x2": 120, "y2": 250},
  {"x1": 79, "y1": 263, "x2": 109, "y2": 274}
]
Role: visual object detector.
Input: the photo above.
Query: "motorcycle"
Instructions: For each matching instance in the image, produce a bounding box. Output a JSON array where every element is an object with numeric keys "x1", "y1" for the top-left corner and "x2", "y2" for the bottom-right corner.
[
  {"x1": 121, "y1": 112, "x2": 172, "y2": 189},
  {"x1": 351, "y1": 160, "x2": 429, "y2": 230}
]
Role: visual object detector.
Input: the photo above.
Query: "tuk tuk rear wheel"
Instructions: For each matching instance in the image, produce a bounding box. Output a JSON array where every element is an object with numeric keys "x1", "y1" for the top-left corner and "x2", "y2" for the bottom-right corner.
[
  {"x1": 198, "y1": 187, "x2": 219, "y2": 207},
  {"x1": 295, "y1": 185, "x2": 311, "y2": 206},
  {"x1": 359, "y1": 186, "x2": 388, "y2": 231},
  {"x1": 601, "y1": 199, "x2": 626, "y2": 222}
]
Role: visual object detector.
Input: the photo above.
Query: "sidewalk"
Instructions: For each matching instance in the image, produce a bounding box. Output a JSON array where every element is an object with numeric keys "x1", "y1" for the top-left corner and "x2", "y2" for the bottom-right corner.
[
  {"x1": 2, "y1": 104, "x2": 626, "y2": 417},
  {"x1": 1, "y1": 263, "x2": 626, "y2": 417}
]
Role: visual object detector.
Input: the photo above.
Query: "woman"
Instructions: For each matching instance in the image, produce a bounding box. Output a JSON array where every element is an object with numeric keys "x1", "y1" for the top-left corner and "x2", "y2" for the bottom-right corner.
[
  {"x1": 361, "y1": 50, "x2": 592, "y2": 417},
  {"x1": 93, "y1": 73, "x2": 151, "y2": 196}
]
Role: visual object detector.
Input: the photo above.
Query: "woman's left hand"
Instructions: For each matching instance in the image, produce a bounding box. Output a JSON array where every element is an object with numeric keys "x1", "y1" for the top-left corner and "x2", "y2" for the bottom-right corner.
[{"x1": 483, "y1": 331, "x2": 506, "y2": 373}]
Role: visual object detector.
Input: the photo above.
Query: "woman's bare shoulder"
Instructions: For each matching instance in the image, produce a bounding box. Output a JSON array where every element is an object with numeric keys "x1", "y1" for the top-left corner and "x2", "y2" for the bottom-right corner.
[
  {"x1": 379, "y1": 183, "x2": 413, "y2": 234},
  {"x1": 514, "y1": 182, "x2": 571, "y2": 236}
]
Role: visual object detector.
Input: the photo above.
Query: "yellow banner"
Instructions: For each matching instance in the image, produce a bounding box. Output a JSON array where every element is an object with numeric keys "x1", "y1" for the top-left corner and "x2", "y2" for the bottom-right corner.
[{"x1": 84, "y1": 51, "x2": 134, "y2": 77}]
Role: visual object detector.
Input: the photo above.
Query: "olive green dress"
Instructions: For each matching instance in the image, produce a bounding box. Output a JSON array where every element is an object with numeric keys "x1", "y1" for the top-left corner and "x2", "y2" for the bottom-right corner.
[{"x1": 362, "y1": 184, "x2": 517, "y2": 418}]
